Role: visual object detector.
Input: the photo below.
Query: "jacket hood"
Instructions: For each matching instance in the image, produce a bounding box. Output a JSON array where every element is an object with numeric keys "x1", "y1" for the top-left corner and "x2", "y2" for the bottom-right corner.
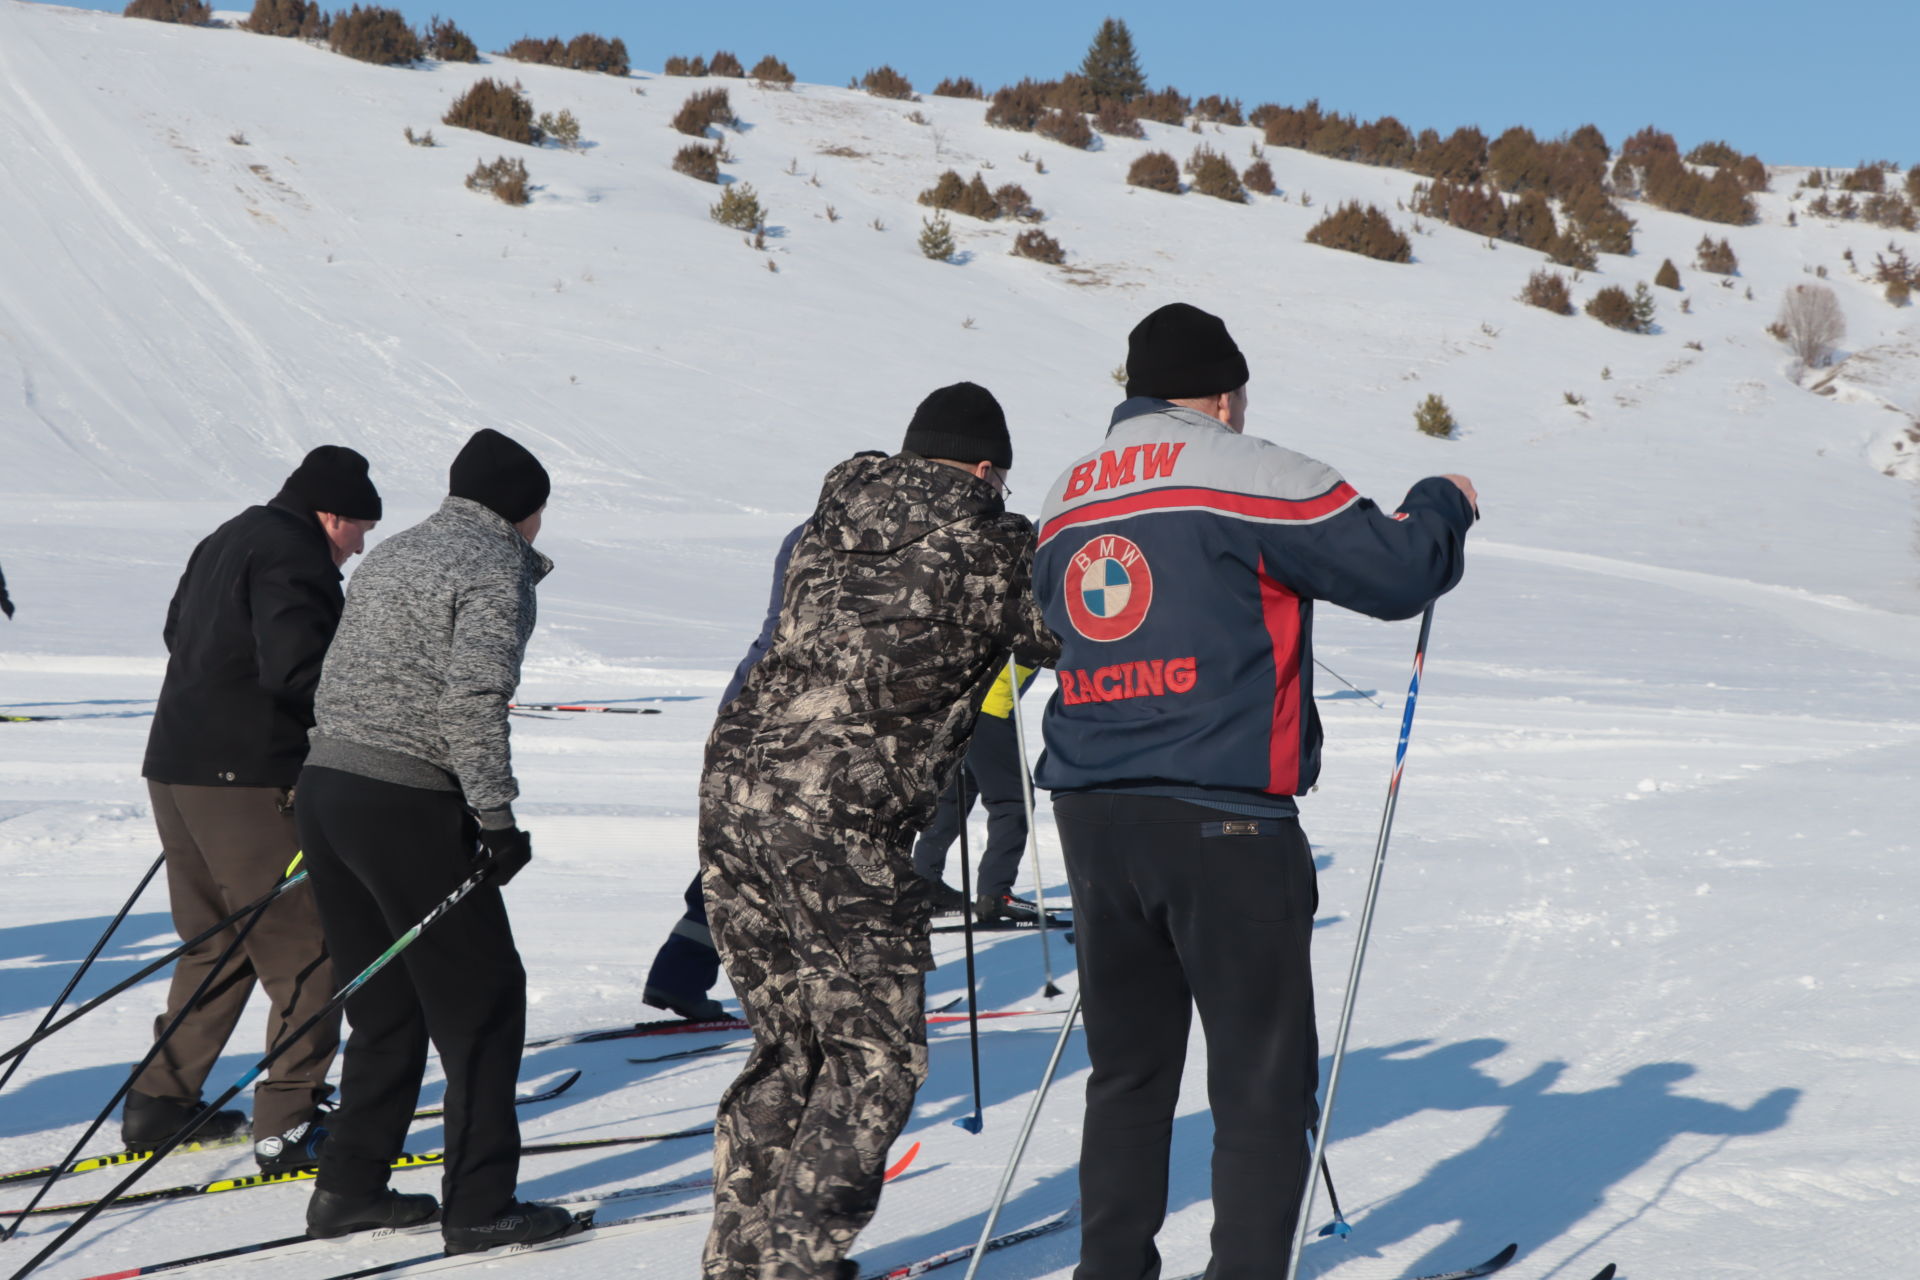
[{"x1": 812, "y1": 451, "x2": 1004, "y2": 554}]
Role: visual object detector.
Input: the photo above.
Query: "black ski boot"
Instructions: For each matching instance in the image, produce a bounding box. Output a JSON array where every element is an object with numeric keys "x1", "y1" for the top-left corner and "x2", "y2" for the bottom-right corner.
[
  {"x1": 642, "y1": 985, "x2": 728, "y2": 1023},
  {"x1": 306, "y1": 1187, "x2": 440, "y2": 1239},
  {"x1": 975, "y1": 892, "x2": 1042, "y2": 925},
  {"x1": 120, "y1": 1091, "x2": 247, "y2": 1149},
  {"x1": 256, "y1": 1113, "x2": 329, "y2": 1175},
  {"x1": 924, "y1": 881, "x2": 968, "y2": 915},
  {"x1": 444, "y1": 1201, "x2": 578, "y2": 1255}
]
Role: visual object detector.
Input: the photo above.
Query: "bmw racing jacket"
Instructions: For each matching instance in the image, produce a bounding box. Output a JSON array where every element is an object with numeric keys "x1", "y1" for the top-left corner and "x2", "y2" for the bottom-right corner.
[{"x1": 1033, "y1": 398, "x2": 1474, "y2": 810}]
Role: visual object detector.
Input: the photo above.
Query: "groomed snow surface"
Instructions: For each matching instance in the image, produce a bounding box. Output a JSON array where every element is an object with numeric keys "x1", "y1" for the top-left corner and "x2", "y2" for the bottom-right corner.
[{"x1": 3, "y1": 2, "x2": 1919, "y2": 1276}]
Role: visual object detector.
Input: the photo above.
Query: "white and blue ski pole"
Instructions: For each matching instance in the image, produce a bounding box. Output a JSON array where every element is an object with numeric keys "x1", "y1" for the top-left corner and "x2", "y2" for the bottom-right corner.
[{"x1": 1285, "y1": 604, "x2": 1437, "y2": 1280}]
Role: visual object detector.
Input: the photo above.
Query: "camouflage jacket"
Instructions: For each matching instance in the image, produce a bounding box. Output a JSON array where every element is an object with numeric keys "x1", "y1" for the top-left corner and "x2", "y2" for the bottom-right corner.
[{"x1": 702, "y1": 451, "x2": 1058, "y2": 836}]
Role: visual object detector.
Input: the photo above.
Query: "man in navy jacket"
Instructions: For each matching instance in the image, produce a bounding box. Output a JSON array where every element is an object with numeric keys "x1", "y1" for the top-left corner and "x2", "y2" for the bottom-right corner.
[{"x1": 1035, "y1": 303, "x2": 1477, "y2": 1280}]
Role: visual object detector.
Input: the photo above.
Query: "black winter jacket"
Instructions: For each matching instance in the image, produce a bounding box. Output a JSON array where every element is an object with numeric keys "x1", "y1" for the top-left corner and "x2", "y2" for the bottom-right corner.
[{"x1": 142, "y1": 492, "x2": 345, "y2": 788}]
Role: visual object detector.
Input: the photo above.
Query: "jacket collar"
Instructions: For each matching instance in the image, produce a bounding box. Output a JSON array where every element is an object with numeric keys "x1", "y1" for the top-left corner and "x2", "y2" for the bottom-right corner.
[
  {"x1": 1107, "y1": 397, "x2": 1234, "y2": 438},
  {"x1": 436, "y1": 496, "x2": 555, "y2": 582}
]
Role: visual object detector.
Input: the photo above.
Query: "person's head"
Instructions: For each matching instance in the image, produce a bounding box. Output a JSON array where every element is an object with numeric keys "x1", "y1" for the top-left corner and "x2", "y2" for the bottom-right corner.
[
  {"x1": 449, "y1": 428, "x2": 551, "y2": 543},
  {"x1": 280, "y1": 445, "x2": 381, "y2": 567},
  {"x1": 1124, "y1": 302, "x2": 1251, "y2": 433},
  {"x1": 901, "y1": 381, "x2": 1012, "y2": 494}
]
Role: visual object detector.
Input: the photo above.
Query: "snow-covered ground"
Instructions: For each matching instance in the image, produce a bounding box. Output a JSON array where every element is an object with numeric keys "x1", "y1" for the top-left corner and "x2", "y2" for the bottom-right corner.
[{"x1": 2, "y1": 2, "x2": 1918, "y2": 1276}]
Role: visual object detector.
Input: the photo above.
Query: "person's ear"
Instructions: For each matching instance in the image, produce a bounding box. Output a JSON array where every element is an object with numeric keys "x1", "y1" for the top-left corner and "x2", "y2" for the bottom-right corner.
[{"x1": 971, "y1": 460, "x2": 994, "y2": 480}]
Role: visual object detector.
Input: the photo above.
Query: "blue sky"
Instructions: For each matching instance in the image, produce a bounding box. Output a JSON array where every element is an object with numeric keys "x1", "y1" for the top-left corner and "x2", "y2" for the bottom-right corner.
[{"x1": 56, "y1": 1, "x2": 1914, "y2": 167}]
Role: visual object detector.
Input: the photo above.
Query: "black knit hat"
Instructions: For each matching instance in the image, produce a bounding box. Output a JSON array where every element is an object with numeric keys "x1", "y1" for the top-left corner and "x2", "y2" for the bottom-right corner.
[
  {"x1": 449, "y1": 428, "x2": 550, "y2": 524},
  {"x1": 900, "y1": 381, "x2": 1012, "y2": 469},
  {"x1": 1124, "y1": 303, "x2": 1250, "y2": 400},
  {"x1": 280, "y1": 445, "x2": 381, "y2": 520}
]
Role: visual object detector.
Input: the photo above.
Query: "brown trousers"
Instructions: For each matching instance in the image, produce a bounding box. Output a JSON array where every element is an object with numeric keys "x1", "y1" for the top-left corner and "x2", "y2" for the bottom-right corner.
[{"x1": 132, "y1": 782, "x2": 340, "y2": 1139}]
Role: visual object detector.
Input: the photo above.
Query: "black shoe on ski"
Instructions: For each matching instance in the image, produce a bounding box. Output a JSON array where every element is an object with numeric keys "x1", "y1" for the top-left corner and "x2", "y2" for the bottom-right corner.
[
  {"x1": 256, "y1": 1113, "x2": 330, "y2": 1174},
  {"x1": 306, "y1": 1186, "x2": 441, "y2": 1239},
  {"x1": 120, "y1": 1091, "x2": 247, "y2": 1149},
  {"x1": 642, "y1": 985, "x2": 729, "y2": 1023},
  {"x1": 443, "y1": 1201, "x2": 578, "y2": 1255},
  {"x1": 974, "y1": 893, "x2": 1042, "y2": 925},
  {"x1": 925, "y1": 881, "x2": 968, "y2": 914}
]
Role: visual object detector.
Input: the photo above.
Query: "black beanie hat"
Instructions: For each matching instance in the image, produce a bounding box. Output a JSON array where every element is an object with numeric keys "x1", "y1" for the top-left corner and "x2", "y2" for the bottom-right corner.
[
  {"x1": 281, "y1": 445, "x2": 381, "y2": 520},
  {"x1": 1124, "y1": 302, "x2": 1250, "y2": 401},
  {"x1": 900, "y1": 381, "x2": 1012, "y2": 469},
  {"x1": 449, "y1": 428, "x2": 551, "y2": 524}
]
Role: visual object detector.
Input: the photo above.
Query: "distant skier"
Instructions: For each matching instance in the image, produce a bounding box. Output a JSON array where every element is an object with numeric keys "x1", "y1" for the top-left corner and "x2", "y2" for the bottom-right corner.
[
  {"x1": 296, "y1": 429, "x2": 572, "y2": 1252},
  {"x1": 128, "y1": 446, "x2": 380, "y2": 1167},
  {"x1": 699, "y1": 383, "x2": 1057, "y2": 1280},
  {"x1": 1035, "y1": 304, "x2": 1478, "y2": 1280},
  {"x1": 910, "y1": 659, "x2": 1043, "y2": 921}
]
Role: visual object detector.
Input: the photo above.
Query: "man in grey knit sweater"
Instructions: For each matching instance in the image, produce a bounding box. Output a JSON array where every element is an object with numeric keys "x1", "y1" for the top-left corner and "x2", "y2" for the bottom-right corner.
[{"x1": 295, "y1": 428, "x2": 573, "y2": 1255}]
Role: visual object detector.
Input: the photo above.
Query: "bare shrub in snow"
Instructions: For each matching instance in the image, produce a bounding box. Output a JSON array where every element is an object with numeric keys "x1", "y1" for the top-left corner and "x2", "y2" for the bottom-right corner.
[
  {"x1": 863, "y1": 66, "x2": 917, "y2": 100},
  {"x1": 1777, "y1": 283, "x2": 1845, "y2": 365},
  {"x1": 1011, "y1": 228, "x2": 1066, "y2": 264},
  {"x1": 986, "y1": 80, "x2": 1050, "y2": 132},
  {"x1": 1128, "y1": 151, "x2": 1180, "y2": 193},
  {"x1": 710, "y1": 183, "x2": 764, "y2": 230},
  {"x1": 1414, "y1": 394, "x2": 1456, "y2": 438},
  {"x1": 1695, "y1": 235, "x2": 1738, "y2": 274},
  {"x1": 1242, "y1": 159, "x2": 1276, "y2": 195},
  {"x1": 465, "y1": 155, "x2": 529, "y2": 205},
  {"x1": 328, "y1": 6, "x2": 420, "y2": 65},
  {"x1": 933, "y1": 77, "x2": 985, "y2": 99},
  {"x1": 1306, "y1": 203, "x2": 1411, "y2": 262},
  {"x1": 444, "y1": 79, "x2": 539, "y2": 145},
  {"x1": 1519, "y1": 269, "x2": 1574, "y2": 315},
  {"x1": 423, "y1": 16, "x2": 476, "y2": 61},
  {"x1": 919, "y1": 211, "x2": 957, "y2": 260},
  {"x1": 1094, "y1": 101, "x2": 1145, "y2": 139},
  {"x1": 243, "y1": 0, "x2": 325, "y2": 38},
  {"x1": 1654, "y1": 259, "x2": 1681, "y2": 290},
  {"x1": 536, "y1": 110, "x2": 582, "y2": 151},
  {"x1": 673, "y1": 144, "x2": 720, "y2": 182},
  {"x1": 1186, "y1": 146, "x2": 1245, "y2": 202},
  {"x1": 1036, "y1": 109, "x2": 1094, "y2": 150},
  {"x1": 993, "y1": 183, "x2": 1040, "y2": 221},
  {"x1": 709, "y1": 51, "x2": 744, "y2": 77},
  {"x1": 125, "y1": 0, "x2": 212, "y2": 23},
  {"x1": 751, "y1": 56, "x2": 795, "y2": 87},
  {"x1": 1586, "y1": 284, "x2": 1654, "y2": 333},
  {"x1": 672, "y1": 88, "x2": 735, "y2": 138},
  {"x1": 663, "y1": 54, "x2": 708, "y2": 76},
  {"x1": 919, "y1": 171, "x2": 998, "y2": 220}
]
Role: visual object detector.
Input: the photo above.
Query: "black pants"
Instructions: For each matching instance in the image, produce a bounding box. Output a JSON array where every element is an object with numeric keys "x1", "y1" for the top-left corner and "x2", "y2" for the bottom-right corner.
[
  {"x1": 911, "y1": 713, "x2": 1027, "y2": 899},
  {"x1": 1055, "y1": 793, "x2": 1319, "y2": 1280},
  {"x1": 295, "y1": 766, "x2": 527, "y2": 1227},
  {"x1": 645, "y1": 872, "x2": 721, "y2": 1003}
]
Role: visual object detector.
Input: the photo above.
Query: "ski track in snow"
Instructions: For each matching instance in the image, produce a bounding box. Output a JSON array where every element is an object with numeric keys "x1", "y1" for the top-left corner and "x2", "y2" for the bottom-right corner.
[{"x1": 2, "y1": 2, "x2": 1920, "y2": 1277}]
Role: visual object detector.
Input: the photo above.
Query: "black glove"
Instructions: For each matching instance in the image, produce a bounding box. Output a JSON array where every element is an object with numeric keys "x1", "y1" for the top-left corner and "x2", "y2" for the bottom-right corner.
[{"x1": 477, "y1": 825, "x2": 532, "y2": 886}]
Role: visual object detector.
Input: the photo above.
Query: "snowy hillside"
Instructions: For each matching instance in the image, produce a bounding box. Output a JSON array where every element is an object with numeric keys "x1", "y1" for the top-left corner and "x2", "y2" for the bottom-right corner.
[{"x1": 3, "y1": 2, "x2": 1920, "y2": 1278}]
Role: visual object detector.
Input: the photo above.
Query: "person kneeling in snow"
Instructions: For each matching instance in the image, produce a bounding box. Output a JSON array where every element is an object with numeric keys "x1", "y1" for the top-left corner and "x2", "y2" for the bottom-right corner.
[{"x1": 699, "y1": 383, "x2": 1057, "y2": 1280}]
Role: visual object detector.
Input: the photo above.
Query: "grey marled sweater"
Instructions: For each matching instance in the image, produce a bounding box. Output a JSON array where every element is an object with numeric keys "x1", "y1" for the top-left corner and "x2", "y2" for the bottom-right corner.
[{"x1": 307, "y1": 496, "x2": 551, "y2": 819}]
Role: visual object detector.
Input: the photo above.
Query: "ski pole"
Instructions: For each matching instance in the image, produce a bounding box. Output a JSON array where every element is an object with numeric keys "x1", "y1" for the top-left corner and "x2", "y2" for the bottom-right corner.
[
  {"x1": 0, "y1": 879, "x2": 282, "y2": 1239},
  {"x1": 6, "y1": 856, "x2": 501, "y2": 1280},
  {"x1": 0, "y1": 872, "x2": 309, "y2": 1069},
  {"x1": 960, "y1": 988, "x2": 1082, "y2": 1280},
  {"x1": 509, "y1": 703, "x2": 661, "y2": 715},
  {"x1": 953, "y1": 769, "x2": 985, "y2": 1135},
  {"x1": 1284, "y1": 604, "x2": 1437, "y2": 1280},
  {"x1": 0, "y1": 851, "x2": 164, "y2": 1096},
  {"x1": 1006, "y1": 671, "x2": 1061, "y2": 999},
  {"x1": 1313, "y1": 656, "x2": 1386, "y2": 711}
]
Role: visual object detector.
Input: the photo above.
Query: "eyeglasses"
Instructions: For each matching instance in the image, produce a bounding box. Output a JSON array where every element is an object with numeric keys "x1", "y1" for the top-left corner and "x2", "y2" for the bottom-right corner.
[{"x1": 990, "y1": 467, "x2": 1011, "y2": 498}]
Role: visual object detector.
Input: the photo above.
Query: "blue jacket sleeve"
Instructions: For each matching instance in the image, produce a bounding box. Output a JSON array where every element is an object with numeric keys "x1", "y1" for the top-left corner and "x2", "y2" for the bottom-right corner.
[
  {"x1": 1262, "y1": 477, "x2": 1475, "y2": 620},
  {"x1": 719, "y1": 521, "x2": 807, "y2": 708}
]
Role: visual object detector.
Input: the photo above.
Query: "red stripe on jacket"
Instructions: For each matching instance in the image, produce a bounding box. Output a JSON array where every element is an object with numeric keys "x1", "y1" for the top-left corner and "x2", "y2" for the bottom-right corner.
[
  {"x1": 1038, "y1": 482, "x2": 1360, "y2": 547},
  {"x1": 1257, "y1": 561, "x2": 1304, "y2": 794}
]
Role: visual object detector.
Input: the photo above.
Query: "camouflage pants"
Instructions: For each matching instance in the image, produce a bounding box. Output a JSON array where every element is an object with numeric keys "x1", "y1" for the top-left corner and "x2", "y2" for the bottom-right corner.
[{"x1": 699, "y1": 799, "x2": 933, "y2": 1280}]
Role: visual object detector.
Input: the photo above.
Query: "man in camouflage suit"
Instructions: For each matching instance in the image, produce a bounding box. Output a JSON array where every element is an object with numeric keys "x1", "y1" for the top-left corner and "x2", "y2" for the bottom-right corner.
[{"x1": 699, "y1": 382, "x2": 1058, "y2": 1280}]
